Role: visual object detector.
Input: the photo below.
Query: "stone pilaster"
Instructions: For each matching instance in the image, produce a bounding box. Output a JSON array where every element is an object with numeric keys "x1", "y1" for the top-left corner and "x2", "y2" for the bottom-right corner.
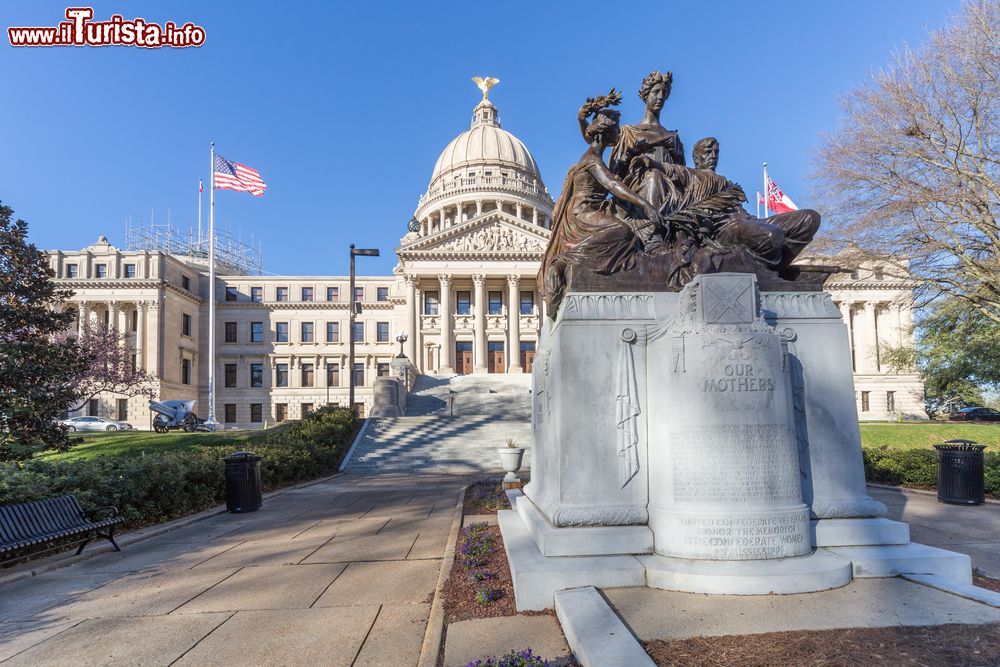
[
  {"x1": 135, "y1": 301, "x2": 147, "y2": 371},
  {"x1": 404, "y1": 274, "x2": 417, "y2": 361}
]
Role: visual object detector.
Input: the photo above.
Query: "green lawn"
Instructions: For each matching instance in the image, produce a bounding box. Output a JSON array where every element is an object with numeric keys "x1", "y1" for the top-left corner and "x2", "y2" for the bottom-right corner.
[
  {"x1": 39, "y1": 430, "x2": 264, "y2": 462},
  {"x1": 860, "y1": 422, "x2": 1000, "y2": 452},
  {"x1": 37, "y1": 421, "x2": 999, "y2": 463}
]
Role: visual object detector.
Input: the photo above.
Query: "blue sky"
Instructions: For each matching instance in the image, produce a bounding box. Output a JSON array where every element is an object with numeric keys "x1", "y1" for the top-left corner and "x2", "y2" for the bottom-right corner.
[{"x1": 2, "y1": 0, "x2": 960, "y2": 276}]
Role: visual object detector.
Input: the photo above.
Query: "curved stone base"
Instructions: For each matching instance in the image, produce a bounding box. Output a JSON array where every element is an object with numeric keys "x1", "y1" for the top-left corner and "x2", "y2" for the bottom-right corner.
[{"x1": 640, "y1": 550, "x2": 853, "y2": 595}]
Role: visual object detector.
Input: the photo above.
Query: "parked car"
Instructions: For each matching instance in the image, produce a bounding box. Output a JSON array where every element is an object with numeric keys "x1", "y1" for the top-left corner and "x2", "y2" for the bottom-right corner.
[
  {"x1": 949, "y1": 407, "x2": 1000, "y2": 423},
  {"x1": 58, "y1": 416, "x2": 134, "y2": 432}
]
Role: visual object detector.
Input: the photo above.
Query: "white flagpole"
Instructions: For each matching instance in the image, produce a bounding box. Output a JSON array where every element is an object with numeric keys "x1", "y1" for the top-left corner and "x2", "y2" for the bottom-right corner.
[
  {"x1": 205, "y1": 144, "x2": 218, "y2": 430},
  {"x1": 762, "y1": 162, "x2": 770, "y2": 218},
  {"x1": 197, "y1": 179, "x2": 203, "y2": 246}
]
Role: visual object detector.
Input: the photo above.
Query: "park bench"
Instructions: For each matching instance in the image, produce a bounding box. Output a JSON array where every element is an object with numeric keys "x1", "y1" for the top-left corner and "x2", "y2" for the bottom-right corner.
[{"x1": 0, "y1": 495, "x2": 122, "y2": 564}]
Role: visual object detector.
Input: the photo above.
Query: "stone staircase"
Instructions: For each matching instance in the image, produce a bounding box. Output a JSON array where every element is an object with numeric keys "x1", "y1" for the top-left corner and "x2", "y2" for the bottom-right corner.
[{"x1": 343, "y1": 374, "x2": 533, "y2": 474}]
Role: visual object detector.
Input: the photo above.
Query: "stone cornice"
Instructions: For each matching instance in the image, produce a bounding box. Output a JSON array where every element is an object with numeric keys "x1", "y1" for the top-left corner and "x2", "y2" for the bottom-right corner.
[
  {"x1": 216, "y1": 300, "x2": 402, "y2": 310},
  {"x1": 55, "y1": 278, "x2": 204, "y2": 304}
]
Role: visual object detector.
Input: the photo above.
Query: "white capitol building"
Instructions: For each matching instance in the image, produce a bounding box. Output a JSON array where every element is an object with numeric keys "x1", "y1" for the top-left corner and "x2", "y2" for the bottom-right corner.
[{"x1": 46, "y1": 86, "x2": 926, "y2": 427}]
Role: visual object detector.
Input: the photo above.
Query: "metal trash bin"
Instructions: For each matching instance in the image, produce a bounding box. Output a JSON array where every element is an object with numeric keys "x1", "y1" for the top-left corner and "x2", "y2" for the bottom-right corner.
[
  {"x1": 223, "y1": 452, "x2": 263, "y2": 513},
  {"x1": 933, "y1": 439, "x2": 986, "y2": 505}
]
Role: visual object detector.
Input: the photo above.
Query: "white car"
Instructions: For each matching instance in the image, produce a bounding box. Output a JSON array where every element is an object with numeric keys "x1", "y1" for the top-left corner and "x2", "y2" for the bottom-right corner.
[{"x1": 59, "y1": 416, "x2": 133, "y2": 432}]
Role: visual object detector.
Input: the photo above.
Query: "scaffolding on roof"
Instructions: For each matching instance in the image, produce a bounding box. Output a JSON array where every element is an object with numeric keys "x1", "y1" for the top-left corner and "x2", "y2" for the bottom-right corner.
[{"x1": 124, "y1": 215, "x2": 263, "y2": 275}]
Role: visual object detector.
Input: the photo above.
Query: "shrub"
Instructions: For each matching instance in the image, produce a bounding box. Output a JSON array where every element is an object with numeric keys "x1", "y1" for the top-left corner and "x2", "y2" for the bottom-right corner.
[
  {"x1": 0, "y1": 406, "x2": 356, "y2": 530},
  {"x1": 467, "y1": 649, "x2": 549, "y2": 666},
  {"x1": 862, "y1": 446, "x2": 1000, "y2": 497}
]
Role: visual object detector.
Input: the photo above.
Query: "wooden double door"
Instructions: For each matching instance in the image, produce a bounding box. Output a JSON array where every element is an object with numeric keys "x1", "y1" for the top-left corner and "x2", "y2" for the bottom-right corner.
[
  {"x1": 456, "y1": 342, "x2": 473, "y2": 375},
  {"x1": 488, "y1": 342, "x2": 505, "y2": 373}
]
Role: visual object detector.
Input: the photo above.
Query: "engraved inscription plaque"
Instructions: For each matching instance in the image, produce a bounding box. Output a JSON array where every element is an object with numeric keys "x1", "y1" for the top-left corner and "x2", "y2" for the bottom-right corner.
[{"x1": 648, "y1": 274, "x2": 811, "y2": 560}]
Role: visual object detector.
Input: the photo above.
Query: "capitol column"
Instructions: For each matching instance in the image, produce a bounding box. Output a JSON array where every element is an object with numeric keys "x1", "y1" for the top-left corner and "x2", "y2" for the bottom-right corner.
[
  {"x1": 78, "y1": 301, "x2": 90, "y2": 337},
  {"x1": 507, "y1": 274, "x2": 522, "y2": 373},
  {"x1": 858, "y1": 301, "x2": 879, "y2": 373},
  {"x1": 404, "y1": 275, "x2": 418, "y2": 361},
  {"x1": 473, "y1": 274, "x2": 487, "y2": 373},
  {"x1": 438, "y1": 274, "x2": 454, "y2": 374}
]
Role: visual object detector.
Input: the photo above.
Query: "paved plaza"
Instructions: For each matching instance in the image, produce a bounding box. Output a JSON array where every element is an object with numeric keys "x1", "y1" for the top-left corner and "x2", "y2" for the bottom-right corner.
[
  {"x1": 1, "y1": 471, "x2": 998, "y2": 665},
  {"x1": 0, "y1": 474, "x2": 464, "y2": 666}
]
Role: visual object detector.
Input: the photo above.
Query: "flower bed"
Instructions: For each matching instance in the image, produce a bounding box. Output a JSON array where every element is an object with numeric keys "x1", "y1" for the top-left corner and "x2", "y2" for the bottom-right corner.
[{"x1": 464, "y1": 479, "x2": 512, "y2": 515}]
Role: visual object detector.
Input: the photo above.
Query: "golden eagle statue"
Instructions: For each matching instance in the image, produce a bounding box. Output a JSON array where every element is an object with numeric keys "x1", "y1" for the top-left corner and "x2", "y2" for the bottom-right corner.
[{"x1": 471, "y1": 76, "x2": 500, "y2": 100}]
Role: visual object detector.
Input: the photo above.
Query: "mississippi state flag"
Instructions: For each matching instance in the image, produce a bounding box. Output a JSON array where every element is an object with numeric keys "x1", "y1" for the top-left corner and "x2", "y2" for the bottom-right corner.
[{"x1": 758, "y1": 175, "x2": 798, "y2": 214}]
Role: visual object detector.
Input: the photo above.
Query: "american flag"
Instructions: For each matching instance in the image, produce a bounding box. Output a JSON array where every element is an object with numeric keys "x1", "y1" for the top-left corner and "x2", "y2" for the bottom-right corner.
[{"x1": 213, "y1": 154, "x2": 267, "y2": 196}]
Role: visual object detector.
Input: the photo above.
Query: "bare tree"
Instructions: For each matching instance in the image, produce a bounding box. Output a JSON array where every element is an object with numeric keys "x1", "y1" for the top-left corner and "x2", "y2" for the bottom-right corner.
[
  {"x1": 64, "y1": 320, "x2": 156, "y2": 413},
  {"x1": 814, "y1": 1, "x2": 1000, "y2": 321}
]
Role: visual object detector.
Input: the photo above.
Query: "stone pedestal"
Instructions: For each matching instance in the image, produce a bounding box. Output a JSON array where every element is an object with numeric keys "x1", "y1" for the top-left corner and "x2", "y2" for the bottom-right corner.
[{"x1": 502, "y1": 275, "x2": 970, "y2": 609}]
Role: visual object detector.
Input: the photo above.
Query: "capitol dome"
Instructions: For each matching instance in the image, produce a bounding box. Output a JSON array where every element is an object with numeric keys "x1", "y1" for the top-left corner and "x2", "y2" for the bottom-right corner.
[
  {"x1": 429, "y1": 100, "x2": 542, "y2": 187},
  {"x1": 410, "y1": 88, "x2": 554, "y2": 238}
]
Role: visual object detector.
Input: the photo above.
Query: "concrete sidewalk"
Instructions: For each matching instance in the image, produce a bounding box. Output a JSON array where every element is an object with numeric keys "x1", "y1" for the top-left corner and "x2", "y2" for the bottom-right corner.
[
  {"x1": 0, "y1": 474, "x2": 464, "y2": 666},
  {"x1": 869, "y1": 485, "x2": 1000, "y2": 578}
]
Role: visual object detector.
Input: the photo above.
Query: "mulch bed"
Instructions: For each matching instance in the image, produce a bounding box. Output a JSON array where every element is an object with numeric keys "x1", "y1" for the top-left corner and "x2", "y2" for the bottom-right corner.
[
  {"x1": 974, "y1": 574, "x2": 1000, "y2": 593},
  {"x1": 644, "y1": 623, "x2": 1000, "y2": 667},
  {"x1": 443, "y1": 523, "x2": 526, "y2": 623},
  {"x1": 463, "y1": 479, "x2": 512, "y2": 516}
]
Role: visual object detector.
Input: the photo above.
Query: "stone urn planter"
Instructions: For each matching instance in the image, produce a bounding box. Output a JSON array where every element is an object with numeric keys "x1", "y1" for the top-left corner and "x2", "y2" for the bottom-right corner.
[{"x1": 498, "y1": 438, "x2": 525, "y2": 487}]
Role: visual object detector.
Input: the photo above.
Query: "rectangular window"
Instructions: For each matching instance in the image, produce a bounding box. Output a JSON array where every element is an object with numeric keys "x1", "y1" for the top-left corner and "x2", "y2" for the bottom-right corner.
[
  {"x1": 860, "y1": 391, "x2": 870, "y2": 412},
  {"x1": 377, "y1": 287, "x2": 389, "y2": 302},
  {"x1": 225, "y1": 286, "x2": 238, "y2": 302},
  {"x1": 182, "y1": 358, "x2": 191, "y2": 385},
  {"x1": 456, "y1": 291, "x2": 471, "y2": 315},
  {"x1": 182, "y1": 313, "x2": 192, "y2": 337},
  {"x1": 182, "y1": 275, "x2": 191, "y2": 291},
  {"x1": 353, "y1": 362, "x2": 365, "y2": 386},
  {"x1": 354, "y1": 286, "x2": 364, "y2": 303},
  {"x1": 302, "y1": 403, "x2": 314, "y2": 417},
  {"x1": 874, "y1": 266, "x2": 885, "y2": 281},
  {"x1": 250, "y1": 322, "x2": 264, "y2": 342},
  {"x1": 326, "y1": 321, "x2": 339, "y2": 343},
  {"x1": 88, "y1": 398, "x2": 99, "y2": 417},
  {"x1": 886, "y1": 391, "x2": 895, "y2": 413},
  {"x1": 95, "y1": 264, "x2": 107, "y2": 278},
  {"x1": 327, "y1": 363, "x2": 340, "y2": 387},
  {"x1": 301, "y1": 287, "x2": 314, "y2": 302},
  {"x1": 488, "y1": 291, "x2": 503, "y2": 315},
  {"x1": 276, "y1": 322, "x2": 289, "y2": 343},
  {"x1": 327, "y1": 286, "x2": 339, "y2": 302},
  {"x1": 250, "y1": 363, "x2": 263, "y2": 388},
  {"x1": 377, "y1": 322, "x2": 390, "y2": 342},
  {"x1": 224, "y1": 404, "x2": 236, "y2": 423},
  {"x1": 353, "y1": 321, "x2": 365, "y2": 342},
  {"x1": 117, "y1": 398, "x2": 128, "y2": 421},
  {"x1": 250, "y1": 403, "x2": 262, "y2": 423},
  {"x1": 124, "y1": 264, "x2": 136, "y2": 278},
  {"x1": 224, "y1": 363, "x2": 237, "y2": 388},
  {"x1": 301, "y1": 363, "x2": 314, "y2": 387},
  {"x1": 276, "y1": 363, "x2": 288, "y2": 387},
  {"x1": 301, "y1": 322, "x2": 314, "y2": 343},
  {"x1": 224, "y1": 321, "x2": 237, "y2": 343},
  {"x1": 251, "y1": 286, "x2": 263, "y2": 302},
  {"x1": 520, "y1": 291, "x2": 534, "y2": 315},
  {"x1": 424, "y1": 291, "x2": 439, "y2": 315},
  {"x1": 377, "y1": 362, "x2": 389, "y2": 378},
  {"x1": 65, "y1": 264, "x2": 78, "y2": 278},
  {"x1": 276, "y1": 287, "x2": 288, "y2": 302},
  {"x1": 275, "y1": 403, "x2": 287, "y2": 422}
]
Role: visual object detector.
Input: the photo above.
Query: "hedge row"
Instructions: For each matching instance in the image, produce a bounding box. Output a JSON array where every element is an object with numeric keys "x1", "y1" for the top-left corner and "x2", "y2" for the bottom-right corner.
[
  {"x1": 862, "y1": 446, "x2": 1000, "y2": 497},
  {"x1": 0, "y1": 406, "x2": 357, "y2": 529}
]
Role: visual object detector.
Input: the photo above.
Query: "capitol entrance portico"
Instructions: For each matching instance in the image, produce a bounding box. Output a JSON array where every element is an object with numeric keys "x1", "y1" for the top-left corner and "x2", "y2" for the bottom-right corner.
[{"x1": 395, "y1": 84, "x2": 553, "y2": 376}]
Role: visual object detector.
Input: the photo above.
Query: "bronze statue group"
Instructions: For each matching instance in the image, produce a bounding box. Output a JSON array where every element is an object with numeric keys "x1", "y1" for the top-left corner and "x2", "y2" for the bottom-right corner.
[{"x1": 540, "y1": 71, "x2": 820, "y2": 315}]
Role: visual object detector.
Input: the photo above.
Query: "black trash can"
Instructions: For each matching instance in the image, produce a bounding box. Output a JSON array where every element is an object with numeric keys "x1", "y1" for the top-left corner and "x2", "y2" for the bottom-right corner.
[
  {"x1": 933, "y1": 439, "x2": 986, "y2": 505},
  {"x1": 223, "y1": 451, "x2": 263, "y2": 513}
]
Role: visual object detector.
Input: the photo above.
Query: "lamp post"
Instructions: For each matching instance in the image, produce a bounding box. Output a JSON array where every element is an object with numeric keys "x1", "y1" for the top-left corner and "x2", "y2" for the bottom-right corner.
[
  {"x1": 348, "y1": 244, "x2": 379, "y2": 416},
  {"x1": 395, "y1": 331, "x2": 408, "y2": 358}
]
